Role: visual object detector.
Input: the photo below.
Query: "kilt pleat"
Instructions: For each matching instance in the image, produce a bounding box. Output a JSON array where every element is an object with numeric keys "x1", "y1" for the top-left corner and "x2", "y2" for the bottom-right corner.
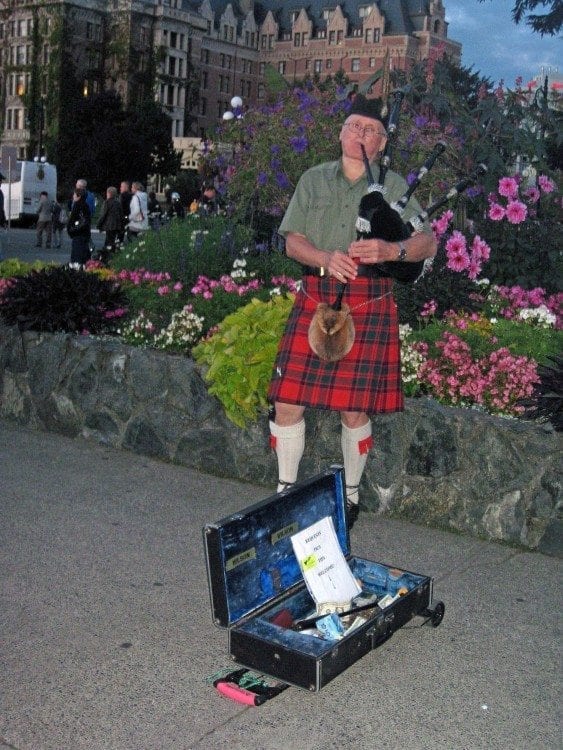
[{"x1": 267, "y1": 276, "x2": 404, "y2": 414}]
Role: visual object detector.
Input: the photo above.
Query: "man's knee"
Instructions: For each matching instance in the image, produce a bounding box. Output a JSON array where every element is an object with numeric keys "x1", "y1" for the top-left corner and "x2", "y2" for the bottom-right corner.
[
  {"x1": 274, "y1": 401, "x2": 305, "y2": 426},
  {"x1": 340, "y1": 411, "x2": 369, "y2": 429}
]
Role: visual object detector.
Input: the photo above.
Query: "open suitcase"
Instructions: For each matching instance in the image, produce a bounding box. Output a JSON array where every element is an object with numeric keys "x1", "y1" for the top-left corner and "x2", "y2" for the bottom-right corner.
[{"x1": 203, "y1": 466, "x2": 444, "y2": 693}]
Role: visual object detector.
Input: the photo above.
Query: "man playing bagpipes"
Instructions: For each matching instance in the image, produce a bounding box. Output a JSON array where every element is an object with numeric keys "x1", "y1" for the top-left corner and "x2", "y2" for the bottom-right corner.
[{"x1": 267, "y1": 94, "x2": 437, "y2": 529}]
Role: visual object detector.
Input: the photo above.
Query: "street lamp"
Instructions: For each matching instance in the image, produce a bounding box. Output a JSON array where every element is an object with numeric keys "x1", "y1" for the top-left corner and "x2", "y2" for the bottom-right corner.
[{"x1": 222, "y1": 95, "x2": 244, "y2": 121}]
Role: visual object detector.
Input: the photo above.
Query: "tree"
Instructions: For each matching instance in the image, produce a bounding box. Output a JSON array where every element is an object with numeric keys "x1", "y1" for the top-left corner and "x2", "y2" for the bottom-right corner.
[
  {"x1": 55, "y1": 91, "x2": 180, "y2": 195},
  {"x1": 479, "y1": 0, "x2": 563, "y2": 36}
]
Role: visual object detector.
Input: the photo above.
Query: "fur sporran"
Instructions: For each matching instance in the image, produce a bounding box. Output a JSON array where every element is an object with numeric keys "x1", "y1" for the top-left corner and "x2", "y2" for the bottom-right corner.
[{"x1": 308, "y1": 284, "x2": 355, "y2": 362}]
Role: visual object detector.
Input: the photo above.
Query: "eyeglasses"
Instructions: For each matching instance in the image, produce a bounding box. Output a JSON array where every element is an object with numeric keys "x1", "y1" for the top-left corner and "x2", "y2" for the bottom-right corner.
[{"x1": 343, "y1": 121, "x2": 387, "y2": 139}]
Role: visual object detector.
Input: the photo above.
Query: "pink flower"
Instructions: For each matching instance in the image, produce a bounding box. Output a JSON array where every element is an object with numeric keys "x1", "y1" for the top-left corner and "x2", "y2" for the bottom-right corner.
[
  {"x1": 488, "y1": 203, "x2": 505, "y2": 221},
  {"x1": 157, "y1": 285, "x2": 170, "y2": 296},
  {"x1": 445, "y1": 231, "x2": 470, "y2": 272},
  {"x1": 498, "y1": 176, "x2": 519, "y2": 199},
  {"x1": 505, "y1": 200, "x2": 527, "y2": 224},
  {"x1": 538, "y1": 175, "x2": 555, "y2": 193},
  {"x1": 470, "y1": 235, "x2": 491, "y2": 263},
  {"x1": 421, "y1": 299, "x2": 437, "y2": 317},
  {"x1": 173, "y1": 282, "x2": 183, "y2": 292},
  {"x1": 523, "y1": 186, "x2": 540, "y2": 203}
]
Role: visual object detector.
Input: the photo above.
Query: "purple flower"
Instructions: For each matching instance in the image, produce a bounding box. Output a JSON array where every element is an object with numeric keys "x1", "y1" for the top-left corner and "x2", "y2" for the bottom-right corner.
[
  {"x1": 257, "y1": 171, "x2": 268, "y2": 186},
  {"x1": 289, "y1": 135, "x2": 308, "y2": 154},
  {"x1": 275, "y1": 172, "x2": 291, "y2": 189}
]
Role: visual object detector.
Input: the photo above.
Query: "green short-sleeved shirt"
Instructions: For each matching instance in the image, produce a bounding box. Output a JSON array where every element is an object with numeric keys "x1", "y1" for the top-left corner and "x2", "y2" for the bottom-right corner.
[{"x1": 278, "y1": 159, "x2": 429, "y2": 251}]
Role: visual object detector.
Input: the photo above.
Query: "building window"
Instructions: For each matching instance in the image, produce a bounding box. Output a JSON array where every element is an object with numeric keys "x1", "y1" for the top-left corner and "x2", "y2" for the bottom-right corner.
[
  {"x1": 314, "y1": 59, "x2": 322, "y2": 74},
  {"x1": 170, "y1": 31, "x2": 177, "y2": 48},
  {"x1": 351, "y1": 58, "x2": 360, "y2": 72},
  {"x1": 365, "y1": 29, "x2": 372, "y2": 44},
  {"x1": 374, "y1": 28, "x2": 380, "y2": 42},
  {"x1": 202, "y1": 71, "x2": 208, "y2": 89},
  {"x1": 259, "y1": 62, "x2": 266, "y2": 75},
  {"x1": 337, "y1": 30, "x2": 343, "y2": 44},
  {"x1": 169, "y1": 57, "x2": 176, "y2": 76},
  {"x1": 294, "y1": 32, "x2": 300, "y2": 47},
  {"x1": 326, "y1": 59, "x2": 332, "y2": 69},
  {"x1": 359, "y1": 4, "x2": 375, "y2": 17},
  {"x1": 268, "y1": 34, "x2": 274, "y2": 49},
  {"x1": 278, "y1": 61, "x2": 286, "y2": 74},
  {"x1": 369, "y1": 57, "x2": 376, "y2": 68},
  {"x1": 329, "y1": 30, "x2": 335, "y2": 45}
]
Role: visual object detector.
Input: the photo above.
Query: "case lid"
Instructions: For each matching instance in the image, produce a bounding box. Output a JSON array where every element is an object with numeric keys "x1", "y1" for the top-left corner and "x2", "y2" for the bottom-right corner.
[{"x1": 203, "y1": 466, "x2": 349, "y2": 628}]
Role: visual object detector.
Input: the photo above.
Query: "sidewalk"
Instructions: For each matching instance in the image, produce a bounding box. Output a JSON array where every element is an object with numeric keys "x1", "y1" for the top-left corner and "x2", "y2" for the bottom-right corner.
[{"x1": 0, "y1": 419, "x2": 560, "y2": 750}]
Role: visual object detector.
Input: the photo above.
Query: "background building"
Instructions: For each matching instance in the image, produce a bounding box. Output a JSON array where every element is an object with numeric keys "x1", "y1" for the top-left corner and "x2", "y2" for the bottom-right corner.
[{"x1": 0, "y1": 1, "x2": 461, "y2": 160}]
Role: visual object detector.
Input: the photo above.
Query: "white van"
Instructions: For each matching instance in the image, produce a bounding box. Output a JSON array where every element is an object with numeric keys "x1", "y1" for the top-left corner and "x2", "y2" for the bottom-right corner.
[{"x1": 4, "y1": 159, "x2": 58, "y2": 223}]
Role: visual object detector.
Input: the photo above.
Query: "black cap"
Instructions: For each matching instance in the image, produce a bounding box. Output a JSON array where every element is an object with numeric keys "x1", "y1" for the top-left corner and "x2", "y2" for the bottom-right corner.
[{"x1": 349, "y1": 94, "x2": 385, "y2": 122}]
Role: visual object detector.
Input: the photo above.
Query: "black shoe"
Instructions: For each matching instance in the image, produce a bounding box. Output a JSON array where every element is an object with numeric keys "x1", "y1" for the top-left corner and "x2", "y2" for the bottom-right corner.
[{"x1": 346, "y1": 501, "x2": 360, "y2": 529}]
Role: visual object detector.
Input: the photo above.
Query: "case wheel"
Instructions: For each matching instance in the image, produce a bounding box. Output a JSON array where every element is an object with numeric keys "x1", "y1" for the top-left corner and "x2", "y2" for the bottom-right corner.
[{"x1": 422, "y1": 600, "x2": 445, "y2": 627}]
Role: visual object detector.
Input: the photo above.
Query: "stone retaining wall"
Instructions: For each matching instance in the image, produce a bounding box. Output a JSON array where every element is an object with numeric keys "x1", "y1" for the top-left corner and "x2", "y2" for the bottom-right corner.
[{"x1": 1, "y1": 323, "x2": 560, "y2": 554}]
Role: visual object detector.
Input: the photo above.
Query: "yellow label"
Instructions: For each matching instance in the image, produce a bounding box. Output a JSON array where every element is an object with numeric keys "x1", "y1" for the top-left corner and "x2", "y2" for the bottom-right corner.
[
  {"x1": 271, "y1": 522, "x2": 298, "y2": 545},
  {"x1": 225, "y1": 547, "x2": 256, "y2": 571}
]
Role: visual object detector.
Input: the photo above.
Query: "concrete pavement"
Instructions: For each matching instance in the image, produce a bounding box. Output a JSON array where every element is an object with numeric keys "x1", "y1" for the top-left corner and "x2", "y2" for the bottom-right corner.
[
  {"x1": 0, "y1": 419, "x2": 560, "y2": 750},
  {"x1": 0, "y1": 226, "x2": 105, "y2": 265}
]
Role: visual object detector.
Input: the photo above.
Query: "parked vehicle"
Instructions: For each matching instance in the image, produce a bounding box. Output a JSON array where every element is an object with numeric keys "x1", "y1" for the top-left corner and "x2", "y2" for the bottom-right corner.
[{"x1": 4, "y1": 159, "x2": 57, "y2": 224}]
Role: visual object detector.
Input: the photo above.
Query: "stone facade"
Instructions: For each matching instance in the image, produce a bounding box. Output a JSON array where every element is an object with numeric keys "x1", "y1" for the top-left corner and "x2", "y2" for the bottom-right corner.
[
  {"x1": 0, "y1": 1, "x2": 461, "y2": 152},
  {"x1": 1, "y1": 323, "x2": 560, "y2": 555}
]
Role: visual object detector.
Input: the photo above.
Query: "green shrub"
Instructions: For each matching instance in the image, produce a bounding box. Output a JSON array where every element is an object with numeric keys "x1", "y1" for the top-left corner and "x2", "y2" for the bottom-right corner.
[
  {"x1": 410, "y1": 314, "x2": 563, "y2": 366},
  {"x1": 192, "y1": 294, "x2": 293, "y2": 427},
  {"x1": 112, "y1": 215, "x2": 254, "y2": 286},
  {"x1": 0, "y1": 266, "x2": 127, "y2": 334},
  {"x1": 0, "y1": 258, "x2": 55, "y2": 278}
]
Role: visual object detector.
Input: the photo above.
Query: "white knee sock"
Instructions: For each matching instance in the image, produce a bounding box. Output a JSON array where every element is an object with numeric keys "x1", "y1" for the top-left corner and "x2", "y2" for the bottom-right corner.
[
  {"x1": 269, "y1": 419, "x2": 306, "y2": 492},
  {"x1": 341, "y1": 420, "x2": 372, "y2": 505}
]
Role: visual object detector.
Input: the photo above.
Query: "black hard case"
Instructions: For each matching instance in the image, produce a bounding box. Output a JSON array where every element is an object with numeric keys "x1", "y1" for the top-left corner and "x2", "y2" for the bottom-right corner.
[{"x1": 203, "y1": 467, "x2": 438, "y2": 692}]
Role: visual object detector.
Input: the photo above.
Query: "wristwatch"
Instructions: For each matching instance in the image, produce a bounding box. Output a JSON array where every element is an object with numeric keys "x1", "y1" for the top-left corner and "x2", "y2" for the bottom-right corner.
[{"x1": 397, "y1": 241, "x2": 407, "y2": 261}]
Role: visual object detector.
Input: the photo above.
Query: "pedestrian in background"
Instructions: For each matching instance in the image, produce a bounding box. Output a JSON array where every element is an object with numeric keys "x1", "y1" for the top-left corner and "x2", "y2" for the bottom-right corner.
[
  {"x1": 147, "y1": 191, "x2": 163, "y2": 230},
  {"x1": 119, "y1": 181, "x2": 132, "y2": 243},
  {"x1": 67, "y1": 187, "x2": 91, "y2": 266},
  {"x1": 51, "y1": 195, "x2": 66, "y2": 249},
  {"x1": 96, "y1": 186, "x2": 124, "y2": 261},
  {"x1": 75, "y1": 179, "x2": 96, "y2": 218},
  {"x1": 127, "y1": 181, "x2": 148, "y2": 239},
  {"x1": 35, "y1": 191, "x2": 52, "y2": 249}
]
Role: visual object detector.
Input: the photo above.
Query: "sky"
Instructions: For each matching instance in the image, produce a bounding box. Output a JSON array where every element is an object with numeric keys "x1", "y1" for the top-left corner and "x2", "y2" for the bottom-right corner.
[{"x1": 444, "y1": 0, "x2": 561, "y2": 87}]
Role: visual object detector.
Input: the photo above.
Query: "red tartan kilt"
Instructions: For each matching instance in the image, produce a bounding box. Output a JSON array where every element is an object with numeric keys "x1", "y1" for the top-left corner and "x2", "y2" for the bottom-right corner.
[{"x1": 267, "y1": 275, "x2": 404, "y2": 414}]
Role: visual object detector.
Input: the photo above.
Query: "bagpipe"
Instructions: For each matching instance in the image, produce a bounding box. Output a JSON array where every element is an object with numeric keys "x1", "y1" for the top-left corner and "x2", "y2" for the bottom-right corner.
[
  {"x1": 353, "y1": 87, "x2": 487, "y2": 284},
  {"x1": 308, "y1": 88, "x2": 487, "y2": 362}
]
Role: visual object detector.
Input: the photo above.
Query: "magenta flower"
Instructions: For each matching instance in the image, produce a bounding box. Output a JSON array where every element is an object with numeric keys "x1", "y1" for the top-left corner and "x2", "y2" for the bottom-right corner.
[
  {"x1": 470, "y1": 235, "x2": 491, "y2": 263},
  {"x1": 488, "y1": 202, "x2": 505, "y2": 221},
  {"x1": 523, "y1": 186, "x2": 540, "y2": 203},
  {"x1": 445, "y1": 231, "x2": 470, "y2": 272},
  {"x1": 498, "y1": 176, "x2": 519, "y2": 199},
  {"x1": 505, "y1": 200, "x2": 527, "y2": 224},
  {"x1": 538, "y1": 175, "x2": 555, "y2": 193}
]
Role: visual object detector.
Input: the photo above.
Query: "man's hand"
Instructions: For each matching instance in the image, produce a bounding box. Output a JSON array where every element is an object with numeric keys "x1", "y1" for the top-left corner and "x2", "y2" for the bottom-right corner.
[
  {"x1": 326, "y1": 251, "x2": 359, "y2": 281},
  {"x1": 348, "y1": 238, "x2": 396, "y2": 265}
]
